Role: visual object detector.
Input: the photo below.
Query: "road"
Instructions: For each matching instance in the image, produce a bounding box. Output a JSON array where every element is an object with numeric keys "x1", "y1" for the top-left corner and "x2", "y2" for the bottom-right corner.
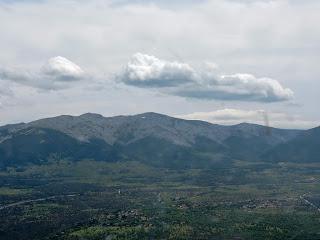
[{"x1": 0, "y1": 194, "x2": 78, "y2": 210}]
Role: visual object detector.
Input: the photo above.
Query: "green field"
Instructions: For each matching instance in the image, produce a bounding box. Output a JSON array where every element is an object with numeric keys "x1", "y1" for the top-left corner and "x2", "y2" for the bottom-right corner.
[{"x1": 1, "y1": 159, "x2": 320, "y2": 239}]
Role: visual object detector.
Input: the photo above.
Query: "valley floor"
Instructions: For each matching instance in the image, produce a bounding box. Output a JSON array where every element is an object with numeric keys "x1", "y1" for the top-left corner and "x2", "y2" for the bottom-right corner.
[{"x1": 1, "y1": 159, "x2": 320, "y2": 239}]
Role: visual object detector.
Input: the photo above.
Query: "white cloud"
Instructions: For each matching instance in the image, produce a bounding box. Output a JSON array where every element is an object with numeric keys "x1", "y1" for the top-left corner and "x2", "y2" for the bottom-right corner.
[
  {"x1": 177, "y1": 108, "x2": 319, "y2": 129},
  {"x1": 120, "y1": 53, "x2": 294, "y2": 102},
  {"x1": 42, "y1": 56, "x2": 84, "y2": 81},
  {"x1": 119, "y1": 53, "x2": 196, "y2": 87},
  {"x1": 217, "y1": 73, "x2": 293, "y2": 101},
  {"x1": 0, "y1": 56, "x2": 85, "y2": 90}
]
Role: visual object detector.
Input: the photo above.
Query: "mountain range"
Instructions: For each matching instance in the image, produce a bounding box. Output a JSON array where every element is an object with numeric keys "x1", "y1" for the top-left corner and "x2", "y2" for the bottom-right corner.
[{"x1": 0, "y1": 112, "x2": 318, "y2": 169}]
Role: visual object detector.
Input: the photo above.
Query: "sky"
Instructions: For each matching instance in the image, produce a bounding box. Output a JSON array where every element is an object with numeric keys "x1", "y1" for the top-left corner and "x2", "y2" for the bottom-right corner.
[{"x1": 0, "y1": 0, "x2": 319, "y2": 129}]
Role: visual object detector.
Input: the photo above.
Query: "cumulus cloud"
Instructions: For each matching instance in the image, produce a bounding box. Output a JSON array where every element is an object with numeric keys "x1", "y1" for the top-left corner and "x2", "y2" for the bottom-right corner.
[
  {"x1": 119, "y1": 53, "x2": 196, "y2": 87},
  {"x1": 42, "y1": 56, "x2": 84, "y2": 81},
  {"x1": 177, "y1": 109, "x2": 319, "y2": 129},
  {"x1": 119, "y1": 53, "x2": 294, "y2": 102},
  {"x1": 0, "y1": 56, "x2": 85, "y2": 90},
  {"x1": 220, "y1": 74, "x2": 293, "y2": 100},
  {"x1": 176, "y1": 73, "x2": 293, "y2": 102}
]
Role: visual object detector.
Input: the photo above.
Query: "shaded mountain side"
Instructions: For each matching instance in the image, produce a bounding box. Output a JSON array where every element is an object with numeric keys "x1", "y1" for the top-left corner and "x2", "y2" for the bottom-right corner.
[
  {"x1": 223, "y1": 135, "x2": 285, "y2": 161},
  {"x1": 0, "y1": 123, "x2": 25, "y2": 143},
  {"x1": 262, "y1": 127, "x2": 320, "y2": 163},
  {"x1": 0, "y1": 127, "x2": 120, "y2": 168},
  {"x1": 119, "y1": 136, "x2": 232, "y2": 169},
  {"x1": 0, "y1": 127, "x2": 232, "y2": 169}
]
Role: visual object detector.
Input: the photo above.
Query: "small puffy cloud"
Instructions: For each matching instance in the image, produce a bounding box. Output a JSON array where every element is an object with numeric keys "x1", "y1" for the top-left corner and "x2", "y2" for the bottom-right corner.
[
  {"x1": 119, "y1": 53, "x2": 196, "y2": 87},
  {"x1": 42, "y1": 56, "x2": 84, "y2": 81},
  {"x1": 120, "y1": 53, "x2": 293, "y2": 102},
  {"x1": 177, "y1": 108, "x2": 318, "y2": 129},
  {"x1": 0, "y1": 56, "x2": 85, "y2": 90}
]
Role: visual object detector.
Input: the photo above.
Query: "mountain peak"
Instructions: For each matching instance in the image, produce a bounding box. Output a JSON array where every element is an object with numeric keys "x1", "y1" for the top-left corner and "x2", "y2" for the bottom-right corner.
[
  {"x1": 234, "y1": 122, "x2": 264, "y2": 127},
  {"x1": 137, "y1": 112, "x2": 170, "y2": 118},
  {"x1": 79, "y1": 113, "x2": 104, "y2": 118}
]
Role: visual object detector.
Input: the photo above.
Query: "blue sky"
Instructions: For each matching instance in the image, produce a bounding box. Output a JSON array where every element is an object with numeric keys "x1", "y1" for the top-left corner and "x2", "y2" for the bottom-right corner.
[{"x1": 0, "y1": 0, "x2": 319, "y2": 129}]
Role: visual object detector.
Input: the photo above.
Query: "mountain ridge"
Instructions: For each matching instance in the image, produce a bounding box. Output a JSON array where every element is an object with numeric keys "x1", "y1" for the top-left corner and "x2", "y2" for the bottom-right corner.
[
  {"x1": 1, "y1": 112, "x2": 302, "y2": 146},
  {"x1": 0, "y1": 112, "x2": 315, "y2": 169},
  {"x1": 1, "y1": 112, "x2": 307, "y2": 131}
]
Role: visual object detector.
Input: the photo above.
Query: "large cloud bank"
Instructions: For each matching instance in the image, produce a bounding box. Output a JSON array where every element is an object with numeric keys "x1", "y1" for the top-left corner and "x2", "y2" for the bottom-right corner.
[{"x1": 119, "y1": 53, "x2": 293, "y2": 102}]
